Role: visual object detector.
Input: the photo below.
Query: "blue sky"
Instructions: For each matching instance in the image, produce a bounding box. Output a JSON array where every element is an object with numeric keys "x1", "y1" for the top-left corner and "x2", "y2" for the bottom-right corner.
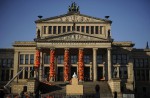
[{"x1": 0, "y1": 0, "x2": 150, "y2": 48}]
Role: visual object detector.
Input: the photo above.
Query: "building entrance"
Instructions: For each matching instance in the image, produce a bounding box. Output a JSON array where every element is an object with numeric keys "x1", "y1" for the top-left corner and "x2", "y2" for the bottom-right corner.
[
  {"x1": 71, "y1": 66, "x2": 77, "y2": 77},
  {"x1": 57, "y1": 67, "x2": 63, "y2": 81},
  {"x1": 84, "y1": 67, "x2": 90, "y2": 81},
  {"x1": 97, "y1": 67, "x2": 103, "y2": 81}
]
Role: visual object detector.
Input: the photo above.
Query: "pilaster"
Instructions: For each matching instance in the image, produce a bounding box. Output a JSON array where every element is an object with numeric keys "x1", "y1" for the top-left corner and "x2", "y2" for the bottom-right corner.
[
  {"x1": 107, "y1": 48, "x2": 112, "y2": 80},
  {"x1": 93, "y1": 48, "x2": 98, "y2": 81}
]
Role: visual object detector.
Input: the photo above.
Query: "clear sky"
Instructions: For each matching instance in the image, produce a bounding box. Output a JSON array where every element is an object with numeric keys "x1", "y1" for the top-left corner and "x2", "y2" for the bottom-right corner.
[{"x1": 0, "y1": 0, "x2": 150, "y2": 48}]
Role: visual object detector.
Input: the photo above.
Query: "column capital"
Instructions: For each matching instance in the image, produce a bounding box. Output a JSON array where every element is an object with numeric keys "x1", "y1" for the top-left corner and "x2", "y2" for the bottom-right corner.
[
  {"x1": 50, "y1": 48, "x2": 55, "y2": 50},
  {"x1": 93, "y1": 48, "x2": 98, "y2": 51},
  {"x1": 64, "y1": 48, "x2": 69, "y2": 50},
  {"x1": 107, "y1": 47, "x2": 112, "y2": 50},
  {"x1": 79, "y1": 48, "x2": 84, "y2": 50}
]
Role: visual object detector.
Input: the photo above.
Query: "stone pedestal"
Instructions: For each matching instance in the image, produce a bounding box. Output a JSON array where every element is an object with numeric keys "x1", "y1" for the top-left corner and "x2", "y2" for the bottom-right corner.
[
  {"x1": 66, "y1": 73, "x2": 83, "y2": 95},
  {"x1": 108, "y1": 78, "x2": 121, "y2": 93},
  {"x1": 27, "y1": 79, "x2": 38, "y2": 93}
]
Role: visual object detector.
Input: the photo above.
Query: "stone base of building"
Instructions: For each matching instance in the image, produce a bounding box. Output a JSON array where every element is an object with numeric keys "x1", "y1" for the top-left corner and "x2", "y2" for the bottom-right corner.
[{"x1": 27, "y1": 78, "x2": 38, "y2": 93}]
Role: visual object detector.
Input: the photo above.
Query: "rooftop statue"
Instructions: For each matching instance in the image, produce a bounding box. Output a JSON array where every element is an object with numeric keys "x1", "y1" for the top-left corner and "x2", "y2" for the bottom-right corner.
[{"x1": 68, "y1": 2, "x2": 80, "y2": 13}]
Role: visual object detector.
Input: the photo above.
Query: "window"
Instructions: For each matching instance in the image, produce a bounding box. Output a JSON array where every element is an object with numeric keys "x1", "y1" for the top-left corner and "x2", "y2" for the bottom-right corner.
[
  {"x1": 113, "y1": 55, "x2": 117, "y2": 64},
  {"x1": 95, "y1": 26, "x2": 98, "y2": 34},
  {"x1": 71, "y1": 55, "x2": 77, "y2": 64},
  {"x1": 67, "y1": 26, "x2": 71, "y2": 32},
  {"x1": 58, "y1": 26, "x2": 61, "y2": 34},
  {"x1": 30, "y1": 67, "x2": 34, "y2": 78},
  {"x1": 53, "y1": 26, "x2": 56, "y2": 34},
  {"x1": 86, "y1": 26, "x2": 89, "y2": 33},
  {"x1": 84, "y1": 55, "x2": 90, "y2": 64},
  {"x1": 25, "y1": 54, "x2": 29, "y2": 64},
  {"x1": 122, "y1": 55, "x2": 127, "y2": 64},
  {"x1": 48, "y1": 26, "x2": 52, "y2": 34},
  {"x1": 58, "y1": 55, "x2": 64, "y2": 64},
  {"x1": 119, "y1": 67, "x2": 128, "y2": 79},
  {"x1": 44, "y1": 54, "x2": 50, "y2": 64},
  {"x1": 6, "y1": 70, "x2": 10, "y2": 81},
  {"x1": 112, "y1": 54, "x2": 127, "y2": 64},
  {"x1": 30, "y1": 54, "x2": 34, "y2": 64},
  {"x1": 97, "y1": 55, "x2": 103, "y2": 64},
  {"x1": 100, "y1": 26, "x2": 103, "y2": 34},
  {"x1": 144, "y1": 59, "x2": 148, "y2": 67},
  {"x1": 2, "y1": 59, "x2": 7, "y2": 68},
  {"x1": 43, "y1": 26, "x2": 47, "y2": 34},
  {"x1": 19, "y1": 67, "x2": 23, "y2": 79},
  {"x1": 7, "y1": 59, "x2": 12, "y2": 67},
  {"x1": 81, "y1": 26, "x2": 84, "y2": 32},
  {"x1": 63, "y1": 26, "x2": 66, "y2": 33},
  {"x1": 1, "y1": 70, "x2": 5, "y2": 81},
  {"x1": 117, "y1": 55, "x2": 121, "y2": 64},
  {"x1": 11, "y1": 70, "x2": 13, "y2": 79},
  {"x1": 77, "y1": 26, "x2": 80, "y2": 31},
  {"x1": 20, "y1": 54, "x2": 24, "y2": 64},
  {"x1": 91, "y1": 26, "x2": 94, "y2": 34},
  {"x1": 44, "y1": 67, "x2": 49, "y2": 78},
  {"x1": 24, "y1": 67, "x2": 28, "y2": 79},
  {"x1": 146, "y1": 70, "x2": 149, "y2": 81}
]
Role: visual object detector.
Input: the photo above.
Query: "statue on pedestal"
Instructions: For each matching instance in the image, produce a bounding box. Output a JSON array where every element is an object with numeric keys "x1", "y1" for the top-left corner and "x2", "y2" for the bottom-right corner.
[{"x1": 113, "y1": 67, "x2": 117, "y2": 78}]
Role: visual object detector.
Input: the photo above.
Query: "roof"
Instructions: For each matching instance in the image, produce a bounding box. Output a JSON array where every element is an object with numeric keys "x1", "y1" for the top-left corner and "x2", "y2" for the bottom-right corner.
[{"x1": 35, "y1": 13, "x2": 112, "y2": 23}]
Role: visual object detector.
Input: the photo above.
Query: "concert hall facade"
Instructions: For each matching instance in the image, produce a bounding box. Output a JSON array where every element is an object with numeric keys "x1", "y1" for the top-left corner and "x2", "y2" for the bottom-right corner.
[{"x1": 0, "y1": 3, "x2": 150, "y2": 98}]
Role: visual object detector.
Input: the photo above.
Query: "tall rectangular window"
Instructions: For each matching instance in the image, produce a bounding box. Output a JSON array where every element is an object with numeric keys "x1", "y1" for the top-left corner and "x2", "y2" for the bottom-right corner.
[
  {"x1": 95, "y1": 26, "x2": 98, "y2": 34},
  {"x1": 19, "y1": 67, "x2": 23, "y2": 79},
  {"x1": 25, "y1": 54, "x2": 29, "y2": 64},
  {"x1": 2, "y1": 59, "x2": 7, "y2": 68},
  {"x1": 97, "y1": 55, "x2": 103, "y2": 64},
  {"x1": 71, "y1": 55, "x2": 77, "y2": 64},
  {"x1": 86, "y1": 26, "x2": 89, "y2": 33},
  {"x1": 67, "y1": 26, "x2": 71, "y2": 32},
  {"x1": 84, "y1": 55, "x2": 90, "y2": 64},
  {"x1": 30, "y1": 54, "x2": 34, "y2": 64},
  {"x1": 1, "y1": 70, "x2": 5, "y2": 81},
  {"x1": 58, "y1": 26, "x2": 61, "y2": 34},
  {"x1": 48, "y1": 26, "x2": 52, "y2": 34},
  {"x1": 58, "y1": 55, "x2": 64, "y2": 64},
  {"x1": 144, "y1": 58, "x2": 148, "y2": 68},
  {"x1": 24, "y1": 67, "x2": 28, "y2": 79},
  {"x1": 11, "y1": 70, "x2": 13, "y2": 79},
  {"x1": 63, "y1": 26, "x2": 66, "y2": 33},
  {"x1": 77, "y1": 26, "x2": 80, "y2": 31},
  {"x1": 20, "y1": 54, "x2": 24, "y2": 64},
  {"x1": 44, "y1": 54, "x2": 50, "y2": 64},
  {"x1": 7, "y1": 59, "x2": 11, "y2": 67},
  {"x1": 43, "y1": 26, "x2": 47, "y2": 34},
  {"x1": 122, "y1": 55, "x2": 127, "y2": 64},
  {"x1": 112, "y1": 55, "x2": 117, "y2": 64},
  {"x1": 81, "y1": 26, "x2": 84, "y2": 32},
  {"x1": 30, "y1": 67, "x2": 34, "y2": 78},
  {"x1": 6, "y1": 70, "x2": 10, "y2": 81},
  {"x1": 91, "y1": 26, "x2": 94, "y2": 34},
  {"x1": 53, "y1": 26, "x2": 56, "y2": 34},
  {"x1": 100, "y1": 26, "x2": 103, "y2": 34}
]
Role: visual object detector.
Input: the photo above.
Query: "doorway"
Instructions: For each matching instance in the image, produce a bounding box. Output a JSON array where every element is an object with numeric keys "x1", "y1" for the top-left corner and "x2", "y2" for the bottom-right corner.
[
  {"x1": 84, "y1": 67, "x2": 90, "y2": 81},
  {"x1": 97, "y1": 67, "x2": 103, "y2": 81},
  {"x1": 57, "y1": 67, "x2": 63, "y2": 81},
  {"x1": 71, "y1": 67, "x2": 77, "y2": 77}
]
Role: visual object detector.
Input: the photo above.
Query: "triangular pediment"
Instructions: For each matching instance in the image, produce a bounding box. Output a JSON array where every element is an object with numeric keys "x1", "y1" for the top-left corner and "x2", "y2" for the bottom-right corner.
[
  {"x1": 35, "y1": 13, "x2": 111, "y2": 23},
  {"x1": 40, "y1": 31, "x2": 109, "y2": 42}
]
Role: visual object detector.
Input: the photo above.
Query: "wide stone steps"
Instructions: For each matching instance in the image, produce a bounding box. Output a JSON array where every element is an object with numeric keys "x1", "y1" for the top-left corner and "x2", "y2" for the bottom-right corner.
[{"x1": 39, "y1": 81, "x2": 113, "y2": 98}]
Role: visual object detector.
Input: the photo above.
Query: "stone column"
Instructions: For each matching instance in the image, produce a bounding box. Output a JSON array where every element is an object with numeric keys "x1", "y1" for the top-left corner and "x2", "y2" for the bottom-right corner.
[
  {"x1": 34, "y1": 49, "x2": 40, "y2": 78},
  {"x1": 13, "y1": 51, "x2": 20, "y2": 82},
  {"x1": 107, "y1": 48, "x2": 112, "y2": 80},
  {"x1": 64, "y1": 48, "x2": 70, "y2": 82},
  {"x1": 93, "y1": 48, "x2": 98, "y2": 81},
  {"x1": 78, "y1": 48, "x2": 84, "y2": 81},
  {"x1": 49, "y1": 48, "x2": 55, "y2": 81}
]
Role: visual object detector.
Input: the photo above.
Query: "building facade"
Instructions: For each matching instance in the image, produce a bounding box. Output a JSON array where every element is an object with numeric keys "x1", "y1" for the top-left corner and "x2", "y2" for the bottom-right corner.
[{"x1": 0, "y1": 3, "x2": 150, "y2": 98}]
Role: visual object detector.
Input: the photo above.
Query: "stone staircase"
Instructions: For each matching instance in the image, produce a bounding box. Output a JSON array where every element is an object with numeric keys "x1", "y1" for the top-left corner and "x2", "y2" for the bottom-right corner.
[{"x1": 39, "y1": 81, "x2": 113, "y2": 98}]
